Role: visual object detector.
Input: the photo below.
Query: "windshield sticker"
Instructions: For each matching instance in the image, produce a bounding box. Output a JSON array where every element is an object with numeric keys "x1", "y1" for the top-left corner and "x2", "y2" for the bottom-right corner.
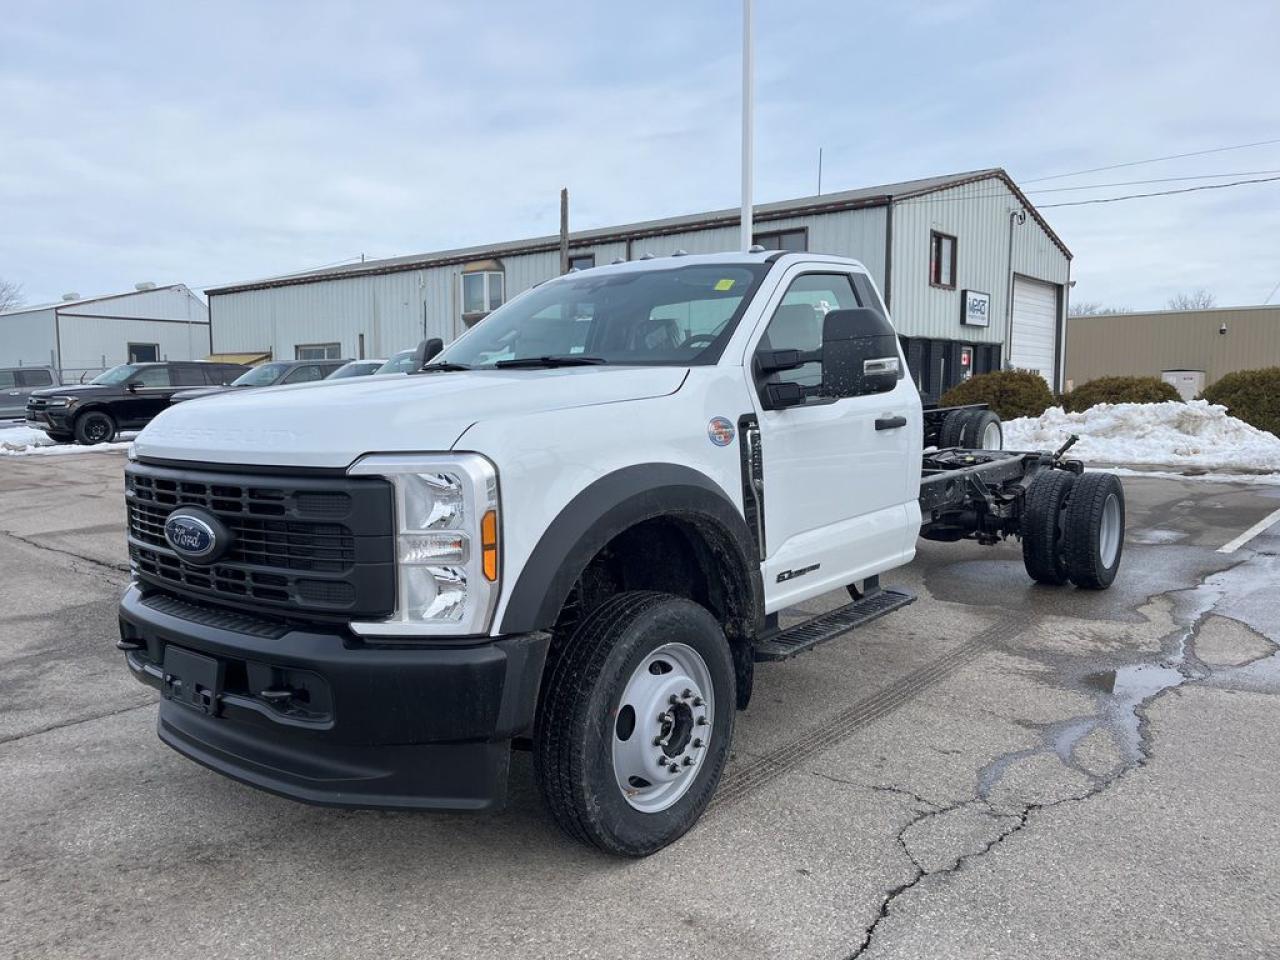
[
  {"x1": 707, "y1": 417, "x2": 735, "y2": 447},
  {"x1": 714, "y1": 278, "x2": 735, "y2": 292}
]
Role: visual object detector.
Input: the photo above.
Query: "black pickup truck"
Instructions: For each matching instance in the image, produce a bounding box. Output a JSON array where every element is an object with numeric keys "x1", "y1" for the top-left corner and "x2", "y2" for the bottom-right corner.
[{"x1": 26, "y1": 361, "x2": 248, "y2": 444}]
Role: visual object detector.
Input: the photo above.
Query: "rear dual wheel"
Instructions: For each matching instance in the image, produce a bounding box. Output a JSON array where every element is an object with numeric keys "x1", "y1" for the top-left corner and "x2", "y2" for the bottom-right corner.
[
  {"x1": 1022, "y1": 470, "x2": 1125, "y2": 589},
  {"x1": 533, "y1": 591, "x2": 735, "y2": 857},
  {"x1": 940, "y1": 408, "x2": 1003, "y2": 450}
]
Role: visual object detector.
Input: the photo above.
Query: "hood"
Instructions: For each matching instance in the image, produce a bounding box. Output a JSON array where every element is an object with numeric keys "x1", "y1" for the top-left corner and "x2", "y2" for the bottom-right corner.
[
  {"x1": 135, "y1": 365, "x2": 688, "y2": 468},
  {"x1": 171, "y1": 386, "x2": 231, "y2": 402},
  {"x1": 31, "y1": 383, "x2": 115, "y2": 399}
]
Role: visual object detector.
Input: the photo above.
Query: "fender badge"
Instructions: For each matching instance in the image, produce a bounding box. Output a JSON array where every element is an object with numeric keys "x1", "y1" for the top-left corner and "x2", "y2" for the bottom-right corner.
[{"x1": 707, "y1": 417, "x2": 735, "y2": 447}]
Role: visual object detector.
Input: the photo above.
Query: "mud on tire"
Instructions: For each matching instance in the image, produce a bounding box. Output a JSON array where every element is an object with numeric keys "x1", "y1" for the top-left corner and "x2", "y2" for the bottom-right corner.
[{"x1": 533, "y1": 590, "x2": 735, "y2": 857}]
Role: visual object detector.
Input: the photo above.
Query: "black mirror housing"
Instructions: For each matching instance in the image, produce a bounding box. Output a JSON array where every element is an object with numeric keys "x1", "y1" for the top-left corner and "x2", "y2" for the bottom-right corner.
[
  {"x1": 820, "y1": 308, "x2": 900, "y2": 398},
  {"x1": 413, "y1": 337, "x2": 445, "y2": 370},
  {"x1": 755, "y1": 348, "x2": 806, "y2": 377}
]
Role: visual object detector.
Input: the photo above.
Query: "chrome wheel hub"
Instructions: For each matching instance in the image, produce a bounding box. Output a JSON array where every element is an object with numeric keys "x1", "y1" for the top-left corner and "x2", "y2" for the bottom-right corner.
[
  {"x1": 611, "y1": 642, "x2": 713, "y2": 813},
  {"x1": 1099, "y1": 492, "x2": 1121, "y2": 567}
]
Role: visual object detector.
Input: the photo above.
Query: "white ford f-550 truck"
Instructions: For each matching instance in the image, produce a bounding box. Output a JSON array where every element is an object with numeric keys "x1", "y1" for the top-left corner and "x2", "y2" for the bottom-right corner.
[{"x1": 118, "y1": 251, "x2": 1124, "y2": 856}]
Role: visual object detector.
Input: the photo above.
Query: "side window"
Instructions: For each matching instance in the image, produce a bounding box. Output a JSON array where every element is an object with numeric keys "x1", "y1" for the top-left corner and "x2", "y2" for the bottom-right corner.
[
  {"x1": 0, "y1": 370, "x2": 17, "y2": 389},
  {"x1": 282, "y1": 364, "x2": 323, "y2": 384},
  {"x1": 172, "y1": 366, "x2": 204, "y2": 386},
  {"x1": 131, "y1": 366, "x2": 172, "y2": 387},
  {"x1": 756, "y1": 273, "x2": 860, "y2": 393},
  {"x1": 16, "y1": 369, "x2": 53, "y2": 387}
]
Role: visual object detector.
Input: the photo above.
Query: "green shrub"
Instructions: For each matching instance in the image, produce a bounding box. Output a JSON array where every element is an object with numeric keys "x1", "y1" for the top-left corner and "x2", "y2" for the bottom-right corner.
[
  {"x1": 938, "y1": 369, "x2": 1055, "y2": 421},
  {"x1": 1200, "y1": 367, "x2": 1280, "y2": 437},
  {"x1": 1063, "y1": 375, "x2": 1181, "y2": 412}
]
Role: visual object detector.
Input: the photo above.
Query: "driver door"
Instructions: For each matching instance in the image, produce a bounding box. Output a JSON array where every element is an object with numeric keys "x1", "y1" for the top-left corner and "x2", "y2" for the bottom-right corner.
[
  {"x1": 746, "y1": 268, "x2": 921, "y2": 612},
  {"x1": 120, "y1": 365, "x2": 175, "y2": 426}
]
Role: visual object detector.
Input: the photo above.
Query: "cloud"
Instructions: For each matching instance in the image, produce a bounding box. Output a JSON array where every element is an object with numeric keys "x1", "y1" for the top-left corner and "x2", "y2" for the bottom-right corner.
[{"x1": 1, "y1": 0, "x2": 1278, "y2": 309}]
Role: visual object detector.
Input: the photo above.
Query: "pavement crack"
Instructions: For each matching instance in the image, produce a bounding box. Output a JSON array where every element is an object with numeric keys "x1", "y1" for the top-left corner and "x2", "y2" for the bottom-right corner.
[
  {"x1": 0, "y1": 701, "x2": 152, "y2": 747},
  {"x1": 0, "y1": 527, "x2": 130, "y2": 579}
]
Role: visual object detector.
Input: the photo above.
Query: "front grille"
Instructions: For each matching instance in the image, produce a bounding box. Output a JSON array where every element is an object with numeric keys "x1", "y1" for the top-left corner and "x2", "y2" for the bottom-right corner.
[
  {"x1": 27, "y1": 397, "x2": 48, "y2": 411},
  {"x1": 125, "y1": 461, "x2": 395, "y2": 620}
]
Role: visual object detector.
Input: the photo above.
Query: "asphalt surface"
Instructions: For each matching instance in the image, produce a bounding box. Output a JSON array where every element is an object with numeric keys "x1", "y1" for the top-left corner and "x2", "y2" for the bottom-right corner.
[{"x1": 2, "y1": 451, "x2": 1279, "y2": 959}]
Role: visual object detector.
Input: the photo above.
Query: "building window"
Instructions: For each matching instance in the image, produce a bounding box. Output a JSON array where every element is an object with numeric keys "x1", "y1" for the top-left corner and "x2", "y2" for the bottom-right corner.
[
  {"x1": 295, "y1": 342, "x2": 341, "y2": 360},
  {"x1": 568, "y1": 253, "x2": 595, "y2": 272},
  {"x1": 929, "y1": 231, "x2": 957, "y2": 288},
  {"x1": 753, "y1": 228, "x2": 807, "y2": 252},
  {"x1": 462, "y1": 270, "x2": 505, "y2": 320},
  {"x1": 128, "y1": 342, "x2": 159, "y2": 363}
]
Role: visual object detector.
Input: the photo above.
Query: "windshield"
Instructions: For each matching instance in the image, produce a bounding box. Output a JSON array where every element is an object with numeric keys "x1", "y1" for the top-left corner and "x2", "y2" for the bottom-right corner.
[
  {"x1": 231, "y1": 362, "x2": 290, "y2": 386},
  {"x1": 328, "y1": 360, "x2": 382, "y2": 379},
  {"x1": 91, "y1": 364, "x2": 141, "y2": 385},
  {"x1": 375, "y1": 351, "x2": 418, "y2": 375},
  {"x1": 435, "y1": 263, "x2": 770, "y2": 369}
]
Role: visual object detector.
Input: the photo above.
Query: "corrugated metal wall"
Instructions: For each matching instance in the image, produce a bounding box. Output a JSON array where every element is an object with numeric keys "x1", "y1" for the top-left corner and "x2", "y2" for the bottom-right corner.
[
  {"x1": 208, "y1": 185, "x2": 1066, "y2": 361},
  {"x1": 889, "y1": 178, "x2": 1069, "y2": 344},
  {"x1": 0, "y1": 307, "x2": 57, "y2": 368},
  {"x1": 1066, "y1": 306, "x2": 1280, "y2": 390},
  {"x1": 57, "y1": 315, "x2": 210, "y2": 377}
]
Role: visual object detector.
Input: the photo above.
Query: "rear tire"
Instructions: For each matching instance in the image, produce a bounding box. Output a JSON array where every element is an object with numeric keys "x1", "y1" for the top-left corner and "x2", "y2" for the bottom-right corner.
[
  {"x1": 939, "y1": 409, "x2": 972, "y2": 448},
  {"x1": 1021, "y1": 470, "x2": 1076, "y2": 585},
  {"x1": 533, "y1": 591, "x2": 735, "y2": 857},
  {"x1": 1062, "y1": 473, "x2": 1126, "y2": 589},
  {"x1": 961, "y1": 410, "x2": 1003, "y2": 450},
  {"x1": 73, "y1": 410, "x2": 116, "y2": 445}
]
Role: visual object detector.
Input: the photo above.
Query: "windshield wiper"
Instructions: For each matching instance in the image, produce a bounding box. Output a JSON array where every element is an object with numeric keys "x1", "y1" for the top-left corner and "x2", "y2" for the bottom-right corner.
[
  {"x1": 419, "y1": 361, "x2": 471, "y2": 372},
  {"x1": 493, "y1": 355, "x2": 607, "y2": 369}
]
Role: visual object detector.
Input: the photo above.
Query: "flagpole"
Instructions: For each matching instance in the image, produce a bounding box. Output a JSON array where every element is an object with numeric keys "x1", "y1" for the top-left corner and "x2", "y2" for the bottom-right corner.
[{"x1": 740, "y1": 0, "x2": 754, "y2": 251}]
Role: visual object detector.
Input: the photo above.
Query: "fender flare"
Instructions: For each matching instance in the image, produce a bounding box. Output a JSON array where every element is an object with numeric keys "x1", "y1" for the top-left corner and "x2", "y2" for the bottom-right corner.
[{"x1": 497, "y1": 463, "x2": 764, "y2": 637}]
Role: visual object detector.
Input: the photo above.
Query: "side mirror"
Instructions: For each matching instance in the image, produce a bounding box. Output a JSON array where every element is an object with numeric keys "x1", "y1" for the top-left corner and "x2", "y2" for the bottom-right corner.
[
  {"x1": 755, "y1": 348, "x2": 806, "y2": 377},
  {"x1": 126, "y1": 381, "x2": 140, "y2": 393},
  {"x1": 413, "y1": 337, "x2": 444, "y2": 370},
  {"x1": 820, "y1": 308, "x2": 901, "y2": 398}
]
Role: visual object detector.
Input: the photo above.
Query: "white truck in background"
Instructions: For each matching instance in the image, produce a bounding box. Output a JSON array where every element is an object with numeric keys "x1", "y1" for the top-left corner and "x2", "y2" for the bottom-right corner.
[{"x1": 118, "y1": 251, "x2": 1124, "y2": 856}]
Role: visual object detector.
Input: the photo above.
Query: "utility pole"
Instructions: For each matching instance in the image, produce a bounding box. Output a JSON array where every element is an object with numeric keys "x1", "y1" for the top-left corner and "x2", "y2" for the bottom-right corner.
[
  {"x1": 817, "y1": 147, "x2": 823, "y2": 196},
  {"x1": 559, "y1": 188, "x2": 569, "y2": 274},
  {"x1": 740, "y1": 0, "x2": 754, "y2": 251}
]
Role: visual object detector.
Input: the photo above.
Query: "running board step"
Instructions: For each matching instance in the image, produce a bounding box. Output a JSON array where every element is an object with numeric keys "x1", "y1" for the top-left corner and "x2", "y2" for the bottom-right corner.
[{"x1": 753, "y1": 588, "x2": 917, "y2": 661}]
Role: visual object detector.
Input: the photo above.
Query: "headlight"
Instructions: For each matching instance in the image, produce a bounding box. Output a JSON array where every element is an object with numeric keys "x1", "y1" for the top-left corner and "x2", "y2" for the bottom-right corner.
[
  {"x1": 347, "y1": 453, "x2": 500, "y2": 639},
  {"x1": 45, "y1": 396, "x2": 73, "y2": 408}
]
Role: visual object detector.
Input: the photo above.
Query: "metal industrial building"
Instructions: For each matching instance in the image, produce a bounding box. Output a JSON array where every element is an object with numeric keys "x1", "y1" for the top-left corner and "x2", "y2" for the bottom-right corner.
[
  {"x1": 0, "y1": 284, "x2": 210, "y2": 382},
  {"x1": 1066, "y1": 304, "x2": 1280, "y2": 399},
  {"x1": 207, "y1": 168, "x2": 1072, "y2": 399}
]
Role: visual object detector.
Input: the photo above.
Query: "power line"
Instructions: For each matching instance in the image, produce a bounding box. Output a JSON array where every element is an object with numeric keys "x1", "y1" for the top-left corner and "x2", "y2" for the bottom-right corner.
[
  {"x1": 1021, "y1": 137, "x2": 1280, "y2": 184},
  {"x1": 1030, "y1": 170, "x2": 1280, "y2": 194},
  {"x1": 1038, "y1": 174, "x2": 1280, "y2": 209},
  {"x1": 1264, "y1": 278, "x2": 1280, "y2": 305}
]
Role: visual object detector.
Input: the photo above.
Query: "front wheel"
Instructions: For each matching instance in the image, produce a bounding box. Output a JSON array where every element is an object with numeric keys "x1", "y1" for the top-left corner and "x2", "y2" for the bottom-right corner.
[
  {"x1": 533, "y1": 591, "x2": 735, "y2": 856},
  {"x1": 73, "y1": 410, "x2": 116, "y2": 445}
]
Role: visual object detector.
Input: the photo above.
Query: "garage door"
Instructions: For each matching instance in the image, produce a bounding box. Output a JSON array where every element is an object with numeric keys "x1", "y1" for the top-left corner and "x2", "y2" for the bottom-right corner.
[{"x1": 1009, "y1": 277, "x2": 1059, "y2": 384}]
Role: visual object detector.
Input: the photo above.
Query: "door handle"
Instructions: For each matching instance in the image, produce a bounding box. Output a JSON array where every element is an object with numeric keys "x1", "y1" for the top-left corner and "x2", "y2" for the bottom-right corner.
[{"x1": 875, "y1": 414, "x2": 908, "y2": 431}]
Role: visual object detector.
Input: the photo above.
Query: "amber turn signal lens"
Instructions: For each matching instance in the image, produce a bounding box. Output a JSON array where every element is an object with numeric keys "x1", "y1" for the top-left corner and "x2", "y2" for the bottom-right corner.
[{"x1": 481, "y1": 509, "x2": 498, "y2": 582}]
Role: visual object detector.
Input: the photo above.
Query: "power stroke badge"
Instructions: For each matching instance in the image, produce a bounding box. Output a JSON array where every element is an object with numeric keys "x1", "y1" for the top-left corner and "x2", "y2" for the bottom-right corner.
[{"x1": 707, "y1": 417, "x2": 736, "y2": 447}]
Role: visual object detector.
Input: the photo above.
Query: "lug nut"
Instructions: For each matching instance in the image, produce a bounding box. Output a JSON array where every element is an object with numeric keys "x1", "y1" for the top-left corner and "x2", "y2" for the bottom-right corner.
[
  {"x1": 652, "y1": 736, "x2": 664, "y2": 746},
  {"x1": 658, "y1": 712, "x2": 671, "y2": 723},
  {"x1": 656, "y1": 755, "x2": 668, "y2": 766},
  {"x1": 692, "y1": 738, "x2": 703, "y2": 748},
  {"x1": 669, "y1": 694, "x2": 679, "y2": 705},
  {"x1": 682, "y1": 688, "x2": 692, "y2": 699},
  {"x1": 696, "y1": 716, "x2": 708, "y2": 726},
  {"x1": 668, "y1": 763, "x2": 679, "y2": 773},
  {"x1": 682, "y1": 757, "x2": 694, "y2": 766},
  {"x1": 692, "y1": 696, "x2": 704, "y2": 707}
]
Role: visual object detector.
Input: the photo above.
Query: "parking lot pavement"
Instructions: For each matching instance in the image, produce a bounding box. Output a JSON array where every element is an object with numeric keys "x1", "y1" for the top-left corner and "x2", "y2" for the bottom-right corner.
[{"x1": 2, "y1": 453, "x2": 1278, "y2": 960}]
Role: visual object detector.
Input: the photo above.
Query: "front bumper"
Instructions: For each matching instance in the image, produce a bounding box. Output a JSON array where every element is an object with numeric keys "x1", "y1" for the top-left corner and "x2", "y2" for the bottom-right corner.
[
  {"x1": 26, "y1": 409, "x2": 70, "y2": 431},
  {"x1": 119, "y1": 584, "x2": 549, "y2": 810}
]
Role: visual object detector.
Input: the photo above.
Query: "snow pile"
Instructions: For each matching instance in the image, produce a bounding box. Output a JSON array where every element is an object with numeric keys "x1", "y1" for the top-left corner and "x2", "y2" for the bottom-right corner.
[
  {"x1": 0, "y1": 424, "x2": 132, "y2": 457},
  {"x1": 1003, "y1": 400, "x2": 1280, "y2": 474}
]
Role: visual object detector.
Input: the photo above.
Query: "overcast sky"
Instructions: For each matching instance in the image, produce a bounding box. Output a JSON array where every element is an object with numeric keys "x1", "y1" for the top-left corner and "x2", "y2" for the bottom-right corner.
[{"x1": 3, "y1": 0, "x2": 1278, "y2": 310}]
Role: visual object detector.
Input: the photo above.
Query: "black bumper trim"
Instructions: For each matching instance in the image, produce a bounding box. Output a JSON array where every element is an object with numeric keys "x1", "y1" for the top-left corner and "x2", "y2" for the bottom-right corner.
[{"x1": 119, "y1": 584, "x2": 549, "y2": 810}]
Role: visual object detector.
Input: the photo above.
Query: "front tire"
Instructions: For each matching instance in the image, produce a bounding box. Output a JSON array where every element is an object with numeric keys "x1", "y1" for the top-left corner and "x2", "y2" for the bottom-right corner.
[
  {"x1": 73, "y1": 410, "x2": 116, "y2": 445},
  {"x1": 533, "y1": 591, "x2": 735, "y2": 857}
]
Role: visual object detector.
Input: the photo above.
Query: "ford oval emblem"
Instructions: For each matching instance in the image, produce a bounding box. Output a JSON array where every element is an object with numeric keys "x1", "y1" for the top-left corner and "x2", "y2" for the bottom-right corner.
[{"x1": 164, "y1": 511, "x2": 220, "y2": 562}]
